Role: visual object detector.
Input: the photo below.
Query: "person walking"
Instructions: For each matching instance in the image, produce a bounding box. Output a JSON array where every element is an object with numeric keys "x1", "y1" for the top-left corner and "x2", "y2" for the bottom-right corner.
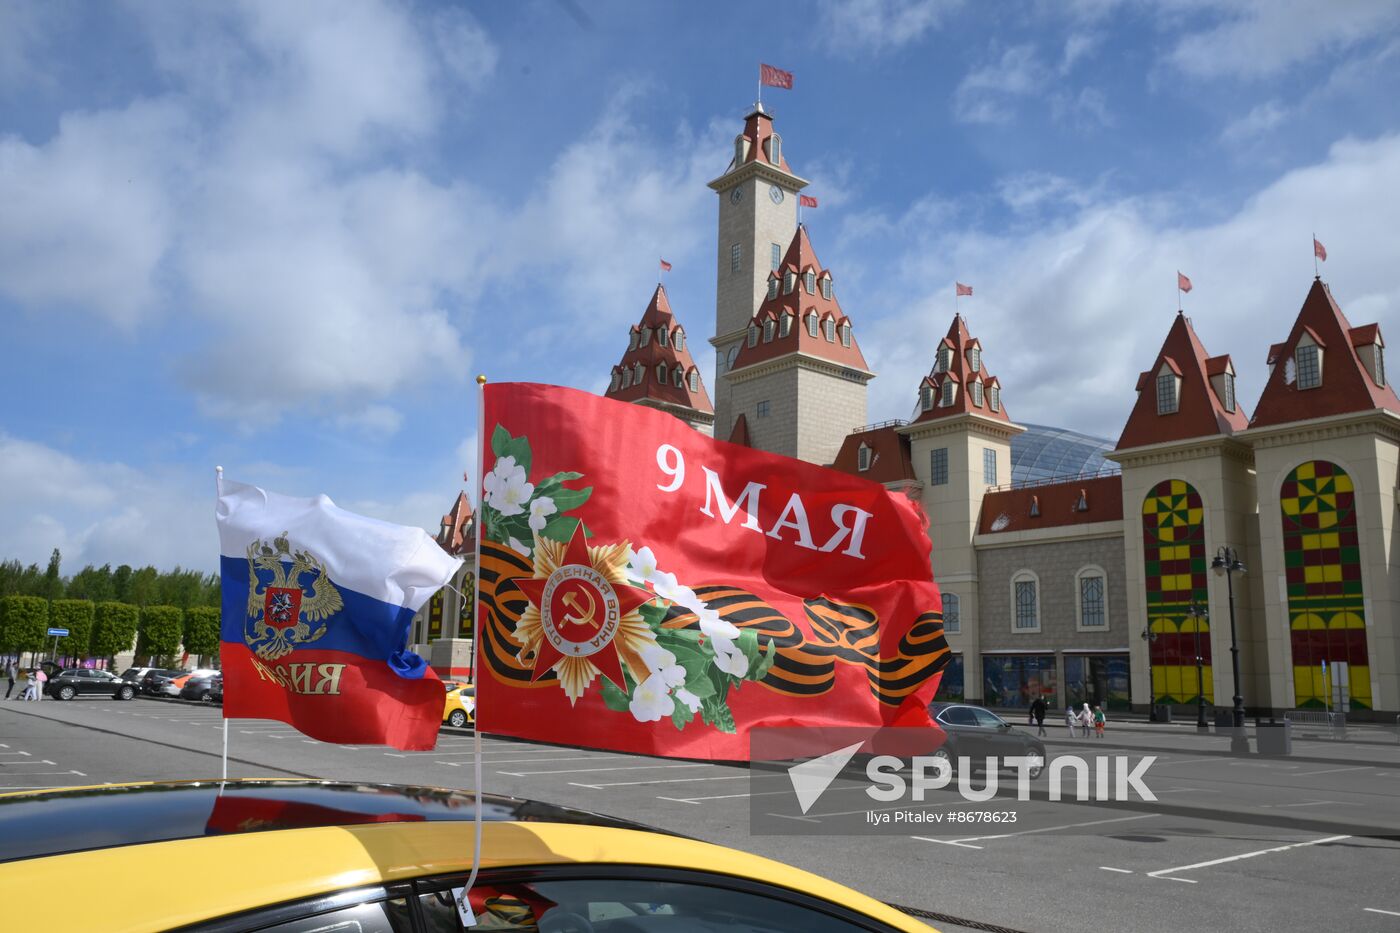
[
  {"x1": 18, "y1": 670, "x2": 35, "y2": 702},
  {"x1": 32, "y1": 667, "x2": 47, "y2": 701},
  {"x1": 1079, "y1": 702, "x2": 1093, "y2": 737},
  {"x1": 4, "y1": 659, "x2": 15, "y2": 700},
  {"x1": 1065, "y1": 704, "x2": 1079, "y2": 737},
  {"x1": 1093, "y1": 705, "x2": 1106, "y2": 739},
  {"x1": 1030, "y1": 696, "x2": 1048, "y2": 737}
]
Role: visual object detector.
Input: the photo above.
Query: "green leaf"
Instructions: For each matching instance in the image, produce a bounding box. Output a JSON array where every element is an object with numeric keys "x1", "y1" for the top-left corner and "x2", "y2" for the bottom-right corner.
[
  {"x1": 536, "y1": 472, "x2": 584, "y2": 495},
  {"x1": 753, "y1": 643, "x2": 779, "y2": 681},
  {"x1": 539, "y1": 514, "x2": 579, "y2": 544},
  {"x1": 638, "y1": 601, "x2": 668, "y2": 630},
  {"x1": 499, "y1": 436, "x2": 531, "y2": 475},
  {"x1": 670, "y1": 702, "x2": 691, "y2": 731},
  {"x1": 736, "y1": 629, "x2": 761, "y2": 665},
  {"x1": 490, "y1": 425, "x2": 512, "y2": 457},
  {"x1": 600, "y1": 676, "x2": 631, "y2": 712},
  {"x1": 547, "y1": 485, "x2": 593, "y2": 513},
  {"x1": 682, "y1": 669, "x2": 716, "y2": 699},
  {"x1": 701, "y1": 697, "x2": 736, "y2": 734}
]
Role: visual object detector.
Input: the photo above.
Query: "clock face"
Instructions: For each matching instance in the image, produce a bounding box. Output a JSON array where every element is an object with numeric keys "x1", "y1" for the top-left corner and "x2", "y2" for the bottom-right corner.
[
  {"x1": 769, "y1": 185, "x2": 785, "y2": 204},
  {"x1": 729, "y1": 187, "x2": 743, "y2": 205}
]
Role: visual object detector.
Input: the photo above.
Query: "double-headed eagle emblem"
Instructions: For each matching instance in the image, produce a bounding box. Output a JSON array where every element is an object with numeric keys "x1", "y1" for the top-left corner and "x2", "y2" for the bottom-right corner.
[{"x1": 244, "y1": 533, "x2": 343, "y2": 660}]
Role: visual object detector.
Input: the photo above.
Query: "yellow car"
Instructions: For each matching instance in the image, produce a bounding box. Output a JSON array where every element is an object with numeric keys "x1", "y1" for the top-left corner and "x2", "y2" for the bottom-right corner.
[
  {"x1": 0, "y1": 780, "x2": 938, "y2": 932},
  {"x1": 443, "y1": 680, "x2": 476, "y2": 728}
]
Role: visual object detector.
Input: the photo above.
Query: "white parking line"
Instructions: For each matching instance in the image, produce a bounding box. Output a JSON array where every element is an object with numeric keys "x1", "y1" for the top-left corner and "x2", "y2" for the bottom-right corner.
[
  {"x1": 571, "y1": 775, "x2": 752, "y2": 790},
  {"x1": 0, "y1": 751, "x2": 32, "y2": 756},
  {"x1": 1364, "y1": 907, "x2": 1400, "y2": 917},
  {"x1": 0, "y1": 760, "x2": 55, "y2": 766},
  {"x1": 1292, "y1": 766, "x2": 1369, "y2": 778},
  {"x1": 0, "y1": 771, "x2": 86, "y2": 779},
  {"x1": 1145, "y1": 834, "x2": 1350, "y2": 881},
  {"x1": 1100, "y1": 867, "x2": 1133, "y2": 874},
  {"x1": 500, "y1": 763, "x2": 714, "y2": 777}
]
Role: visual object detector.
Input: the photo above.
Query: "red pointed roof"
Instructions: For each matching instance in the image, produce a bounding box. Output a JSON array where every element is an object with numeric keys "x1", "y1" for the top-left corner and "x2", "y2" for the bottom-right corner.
[
  {"x1": 1250, "y1": 278, "x2": 1400, "y2": 428},
  {"x1": 604, "y1": 284, "x2": 713, "y2": 414},
  {"x1": 730, "y1": 226, "x2": 870, "y2": 372},
  {"x1": 436, "y1": 492, "x2": 475, "y2": 556},
  {"x1": 728, "y1": 413, "x2": 751, "y2": 447},
  {"x1": 911, "y1": 315, "x2": 1013, "y2": 425},
  {"x1": 730, "y1": 104, "x2": 793, "y2": 175},
  {"x1": 1116, "y1": 312, "x2": 1250, "y2": 451}
]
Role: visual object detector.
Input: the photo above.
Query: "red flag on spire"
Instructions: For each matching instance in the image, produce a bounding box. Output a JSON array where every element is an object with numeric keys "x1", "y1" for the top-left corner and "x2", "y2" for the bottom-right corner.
[
  {"x1": 1177, "y1": 271, "x2": 1193, "y2": 293},
  {"x1": 1313, "y1": 237, "x2": 1327, "y2": 262},
  {"x1": 760, "y1": 63, "x2": 793, "y2": 89},
  {"x1": 799, "y1": 195, "x2": 818, "y2": 208},
  {"x1": 956, "y1": 282, "x2": 973, "y2": 297},
  {"x1": 659, "y1": 258, "x2": 672, "y2": 272}
]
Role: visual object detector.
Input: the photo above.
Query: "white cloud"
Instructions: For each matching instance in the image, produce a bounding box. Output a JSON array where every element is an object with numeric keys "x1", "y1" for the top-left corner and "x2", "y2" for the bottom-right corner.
[
  {"x1": 953, "y1": 45, "x2": 1046, "y2": 125},
  {"x1": 816, "y1": 0, "x2": 962, "y2": 54},
  {"x1": 334, "y1": 405, "x2": 404, "y2": 436},
  {"x1": 854, "y1": 134, "x2": 1400, "y2": 437},
  {"x1": 1060, "y1": 32, "x2": 1101, "y2": 73},
  {"x1": 1164, "y1": 0, "x2": 1400, "y2": 80},
  {"x1": 1221, "y1": 99, "x2": 1289, "y2": 144}
]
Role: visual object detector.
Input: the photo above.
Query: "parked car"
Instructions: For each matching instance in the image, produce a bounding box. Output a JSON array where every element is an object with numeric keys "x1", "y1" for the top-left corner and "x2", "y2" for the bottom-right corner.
[
  {"x1": 162, "y1": 668, "x2": 220, "y2": 698},
  {"x1": 141, "y1": 669, "x2": 187, "y2": 696},
  {"x1": 442, "y1": 681, "x2": 475, "y2": 728},
  {"x1": 209, "y1": 677, "x2": 223, "y2": 704},
  {"x1": 44, "y1": 669, "x2": 138, "y2": 701},
  {"x1": 0, "y1": 780, "x2": 935, "y2": 932},
  {"x1": 928, "y1": 702, "x2": 1047, "y2": 778},
  {"x1": 178, "y1": 672, "x2": 222, "y2": 702},
  {"x1": 119, "y1": 666, "x2": 159, "y2": 686}
]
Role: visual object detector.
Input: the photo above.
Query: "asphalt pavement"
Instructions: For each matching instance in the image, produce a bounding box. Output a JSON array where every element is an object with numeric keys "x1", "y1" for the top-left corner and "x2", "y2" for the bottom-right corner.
[{"x1": 2, "y1": 696, "x2": 1398, "y2": 933}]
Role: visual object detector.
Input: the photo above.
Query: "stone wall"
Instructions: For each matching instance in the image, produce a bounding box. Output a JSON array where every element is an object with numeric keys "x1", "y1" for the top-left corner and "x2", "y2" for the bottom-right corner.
[{"x1": 977, "y1": 534, "x2": 1129, "y2": 651}]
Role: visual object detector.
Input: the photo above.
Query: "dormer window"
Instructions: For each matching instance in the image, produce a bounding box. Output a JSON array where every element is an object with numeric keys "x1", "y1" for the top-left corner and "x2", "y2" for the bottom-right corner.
[
  {"x1": 1156, "y1": 369, "x2": 1180, "y2": 414},
  {"x1": 621, "y1": 367, "x2": 632, "y2": 388},
  {"x1": 970, "y1": 379, "x2": 984, "y2": 407},
  {"x1": 657, "y1": 327, "x2": 668, "y2": 348},
  {"x1": 628, "y1": 330, "x2": 639, "y2": 351},
  {"x1": 989, "y1": 384, "x2": 1001, "y2": 412},
  {"x1": 839, "y1": 321, "x2": 852, "y2": 348},
  {"x1": 633, "y1": 362, "x2": 643, "y2": 384},
  {"x1": 941, "y1": 380, "x2": 956, "y2": 407},
  {"x1": 688, "y1": 370, "x2": 699, "y2": 392},
  {"x1": 674, "y1": 365, "x2": 684, "y2": 387},
  {"x1": 1378, "y1": 345, "x2": 1387, "y2": 387},
  {"x1": 656, "y1": 363, "x2": 667, "y2": 383},
  {"x1": 609, "y1": 369, "x2": 620, "y2": 392},
  {"x1": 768, "y1": 133, "x2": 781, "y2": 165},
  {"x1": 936, "y1": 347, "x2": 952, "y2": 373},
  {"x1": 767, "y1": 277, "x2": 779, "y2": 300},
  {"x1": 783, "y1": 271, "x2": 796, "y2": 294},
  {"x1": 824, "y1": 318, "x2": 836, "y2": 342},
  {"x1": 734, "y1": 135, "x2": 749, "y2": 166},
  {"x1": 920, "y1": 383, "x2": 933, "y2": 411},
  {"x1": 1029, "y1": 496, "x2": 1040, "y2": 517},
  {"x1": 857, "y1": 444, "x2": 872, "y2": 472},
  {"x1": 1075, "y1": 489, "x2": 1089, "y2": 512},
  {"x1": 806, "y1": 311, "x2": 819, "y2": 337},
  {"x1": 763, "y1": 318, "x2": 775, "y2": 342},
  {"x1": 968, "y1": 347, "x2": 981, "y2": 372},
  {"x1": 1296, "y1": 342, "x2": 1322, "y2": 389},
  {"x1": 674, "y1": 328, "x2": 685, "y2": 351},
  {"x1": 820, "y1": 276, "x2": 832, "y2": 300},
  {"x1": 1222, "y1": 372, "x2": 1236, "y2": 412},
  {"x1": 779, "y1": 312, "x2": 793, "y2": 338},
  {"x1": 747, "y1": 324, "x2": 759, "y2": 347},
  {"x1": 804, "y1": 270, "x2": 816, "y2": 294},
  {"x1": 638, "y1": 327, "x2": 651, "y2": 348}
]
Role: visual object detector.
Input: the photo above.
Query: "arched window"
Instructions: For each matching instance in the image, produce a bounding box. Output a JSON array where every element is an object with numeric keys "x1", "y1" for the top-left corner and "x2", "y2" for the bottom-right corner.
[
  {"x1": 824, "y1": 318, "x2": 835, "y2": 342},
  {"x1": 779, "y1": 312, "x2": 793, "y2": 338},
  {"x1": 768, "y1": 133, "x2": 781, "y2": 164},
  {"x1": 747, "y1": 324, "x2": 759, "y2": 348},
  {"x1": 688, "y1": 370, "x2": 699, "y2": 392},
  {"x1": 804, "y1": 270, "x2": 816, "y2": 294},
  {"x1": 806, "y1": 311, "x2": 819, "y2": 337},
  {"x1": 857, "y1": 443, "x2": 872, "y2": 471},
  {"x1": 1011, "y1": 571, "x2": 1040, "y2": 632},
  {"x1": 726, "y1": 346, "x2": 740, "y2": 371},
  {"x1": 733, "y1": 135, "x2": 748, "y2": 165},
  {"x1": 1076, "y1": 566, "x2": 1107, "y2": 629},
  {"x1": 942, "y1": 593, "x2": 961, "y2": 634},
  {"x1": 763, "y1": 318, "x2": 775, "y2": 342},
  {"x1": 839, "y1": 322, "x2": 851, "y2": 347}
]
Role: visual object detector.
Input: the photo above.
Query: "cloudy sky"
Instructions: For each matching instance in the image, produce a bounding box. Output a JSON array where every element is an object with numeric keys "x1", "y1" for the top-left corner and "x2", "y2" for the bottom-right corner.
[{"x1": 2, "y1": 0, "x2": 1398, "y2": 574}]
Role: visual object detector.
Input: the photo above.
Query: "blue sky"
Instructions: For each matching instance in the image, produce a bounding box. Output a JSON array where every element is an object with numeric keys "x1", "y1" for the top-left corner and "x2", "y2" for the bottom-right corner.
[{"x1": 2, "y1": 0, "x2": 1398, "y2": 573}]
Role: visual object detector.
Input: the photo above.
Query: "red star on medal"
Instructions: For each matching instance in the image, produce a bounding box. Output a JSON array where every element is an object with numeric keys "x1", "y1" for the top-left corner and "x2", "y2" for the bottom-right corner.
[{"x1": 513, "y1": 524, "x2": 654, "y2": 691}]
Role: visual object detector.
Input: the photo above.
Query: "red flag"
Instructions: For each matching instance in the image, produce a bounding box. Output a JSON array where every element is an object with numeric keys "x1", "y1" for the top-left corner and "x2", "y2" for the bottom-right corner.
[
  {"x1": 760, "y1": 63, "x2": 793, "y2": 89},
  {"x1": 476, "y1": 383, "x2": 949, "y2": 761},
  {"x1": 799, "y1": 195, "x2": 819, "y2": 208},
  {"x1": 1313, "y1": 237, "x2": 1327, "y2": 262},
  {"x1": 659, "y1": 258, "x2": 672, "y2": 272},
  {"x1": 1177, "y1": 271, "x2": 1193, "y2": 293},
  {"x1": 956, "y1": 282, "x2": 973, "y2": 297}
]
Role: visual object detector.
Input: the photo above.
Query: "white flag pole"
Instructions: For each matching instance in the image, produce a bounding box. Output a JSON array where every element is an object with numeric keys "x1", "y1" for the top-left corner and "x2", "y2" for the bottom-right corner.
[
  {"x1": 215, "y1": 465, "x2": 229, "y2": 787},
  {"x1": 455, "y1": 375, "x2": 488, "y2": 927}
]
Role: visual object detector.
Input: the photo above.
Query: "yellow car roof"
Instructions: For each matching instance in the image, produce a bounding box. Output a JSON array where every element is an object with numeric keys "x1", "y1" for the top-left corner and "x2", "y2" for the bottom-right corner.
[{"x1": 0, "y1": 781, "x2": 934, "y2": 932}]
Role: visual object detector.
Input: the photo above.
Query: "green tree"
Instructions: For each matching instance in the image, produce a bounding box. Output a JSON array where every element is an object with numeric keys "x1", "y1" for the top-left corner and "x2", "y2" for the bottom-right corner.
[
  {"x1": 91, "y1": 602, "x2": 140, "y2": 661},
  {"x1": 40, "y1": 548, "x2": 64, "y2": 601},
  {"x1": 182, "y1": 606, "x2": 221, "y2": 663},
  {"x1": 66, "y1": 564, "x2": 115, "y2": 603},
  {"x1": 112, "y1": 565, "x2": 134, "y2": 603},
  {"x1": 49, "y1": 600, "x2": 96, "y2": 660},
  {"x1": 0, "y1": 596, "x2": 50, "y2": 658},
  {"x1": 127, "y1": 567, "x2": 160, "y2": 606},
  {"x1": 137, "y1": 605, "x2": 184, "y2": 663},
  {"x1": 0, "y1": 560, "x2": 44, "y2": 598}
]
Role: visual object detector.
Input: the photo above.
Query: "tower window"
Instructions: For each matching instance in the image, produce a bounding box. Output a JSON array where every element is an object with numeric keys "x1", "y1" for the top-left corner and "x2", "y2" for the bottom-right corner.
[
  {"x1": 970, "y1": 380, "x2": 984, "y2": 407},
  {"x1": 757, "y1": 400, "x2": 771, "y2": 418},
  {"x1": 989, "y1": 385, "x2": 1001, "y2": 412},
  {"x1": 941, "y1": 593, "x2": 960, "y2": 633},
  {"x1": 820, "y1": 277, "x2": 832, "y2": 300},
  {"x1": 1156, "y1": 372, "x2": 1179, "y2": 414},
  {"x1": 688, "y1": 370, "x2": 699, "y2": 392},
  {"x1": 610, "y1": 370, "x2": 620, "y2": 392},
  {"x1": 769, "y1": 133, "x2": 781, "y2": 165},
  {"x1": 839, "y1": 322, "x2": 851, "y2": 347},
  {"x1": 656, "y1": 362, "x2": 667, "y2": 383},
  {"x1": 1222, "y1": 372, "x2": 1236, "y2": 412},
  {"x1": 936, "y1": 347, "x2": 952, "y2": 373},
  {"x1": 920, "y1": 384, "x2": 933, "y2": 411},
  {"x1": 628, "y1": 330, "x2": 639, "y2": 351},
  {"x1": 674, "y1": 329, "x2": 685, "y2": 351},
  {"x1": 983, "y1": 448, "x2": 997, "y2": 485},
  {"x1": 929, "y1": 447, "x2": 948, "y2": 486},
  {"x1": 622, "y1": 368, "x2": 632, "y2": 388},
  {"x1": 767, "y1": 277, "x2": 779, "y2": 300},
  {"x1": 639, "y1": 327, "x2": 651, "y2": 347},
  {"x1": 968, "y1": 347, "x2": 981, "y2": 372},
  {"x1": 657, "y1": 327, "x2": 668, "y2": 347},
  {"x1": 779, "y1": 312, "x2": 793, "y2": 338},
  {"x1": 940, "y1": 381, "x2": 956, "y2": 407},
  {"x1": 804, "y1": 270, "x2": 816, "y2": 294},
  {"x1": 633, "y1": 362, "x2": 643, "y2": 384},
  {"x1": 674, "y1": 365, "x2": 684, "y2": 387},
  {"x1": 824, "y1": 318, "x2": 836, "y2": 342},
  {"x1": 771, "y1": 243, "x2": 782, "y2": 270},
  {"x1": 807, "y1": 311, "x2": 819, "y2": 337},
  {"x1": 784, "y1": 271, "x2": 796, "y2": 294},
  {"x1": 1296, "y1": 343, "x2": 1321, "y2": 389},
  {"x1": 1378, "y1": 345, "x2": 1387, "y2": 387},
  {"x1": 747, "y1": 324, "x2": 758, "y2": 347},
  {"x1": 763, "y1": 318, "x2": 775, "y2": 342},
  {"x1": 731, "y1": 243, "x2": 741, "y2": 274},
  {"x1": 857, "y1": 444, "x2": 872, "y2": 472}
]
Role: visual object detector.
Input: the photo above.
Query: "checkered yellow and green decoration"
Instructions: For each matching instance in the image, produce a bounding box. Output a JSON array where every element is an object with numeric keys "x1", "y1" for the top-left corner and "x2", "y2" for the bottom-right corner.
[
  {"x1": 1281, "y1": 460, "x2": 1371, "y2": 709},
  {"x1": 1141, "y1": 480, "x2": 1213, "y2": 704}
]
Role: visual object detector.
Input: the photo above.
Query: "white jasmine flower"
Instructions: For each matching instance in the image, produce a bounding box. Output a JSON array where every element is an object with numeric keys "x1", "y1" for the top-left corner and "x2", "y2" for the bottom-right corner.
[
  {"x1": 651, "y1": 570, "x2": 684, "y2": 602},
  {"x1": 711, "y1": 636, "x2": 750, "y2": 677},
  {"x1": 627, "y1": 546, "x2": 659, "y2": 582},
  {"x1": 528, "y1": 495, "x2": 557, "y2": 532},
  {"x1": 696, "y1": 606, "x2": 740, "y2": 640},
  {"x1": 484, "y1": 456, "x2": 533, "y2": 516},
  {"x1": 674, "y1": 687, "x2": 702, "y2": 713},
  {"x1": 629, "y1": 673, "x2": 675, "y2": 722},
  {"x1": 507, "y1": 536, "x2": 530, "y2": 557},
  {"x1": 640, "y1": 642, "x2": 684, "y2": 686}
]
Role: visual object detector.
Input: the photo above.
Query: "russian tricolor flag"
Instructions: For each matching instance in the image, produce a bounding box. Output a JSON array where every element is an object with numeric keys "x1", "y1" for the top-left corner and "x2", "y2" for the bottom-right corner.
[{"x1": 216, "y1": 479, "x2": 462, "y2": 751}]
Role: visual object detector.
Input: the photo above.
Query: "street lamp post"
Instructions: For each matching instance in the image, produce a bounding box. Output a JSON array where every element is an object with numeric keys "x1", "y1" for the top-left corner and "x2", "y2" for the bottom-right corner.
[
  {"x1": 1211, "y1": 546, "x2": 1248, "y2": 753},
  {"x1": 1187, "y1": 602, "x2": 1209, "y2": 732},
  {"x1": 1141, "y1": 628, "x2": 1158, "y2": 721}
]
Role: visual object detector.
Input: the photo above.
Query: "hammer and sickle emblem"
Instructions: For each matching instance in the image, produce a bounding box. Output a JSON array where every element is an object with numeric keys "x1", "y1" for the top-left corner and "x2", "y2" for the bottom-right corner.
[{"x1": 561, "y1": 588, "x2": 599, "y2": 629}]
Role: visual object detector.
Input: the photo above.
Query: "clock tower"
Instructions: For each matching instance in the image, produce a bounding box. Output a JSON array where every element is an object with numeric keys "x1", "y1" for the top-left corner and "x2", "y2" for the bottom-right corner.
[{"x1": 707, "y1": 103, "x2": 808, "y2": 442}]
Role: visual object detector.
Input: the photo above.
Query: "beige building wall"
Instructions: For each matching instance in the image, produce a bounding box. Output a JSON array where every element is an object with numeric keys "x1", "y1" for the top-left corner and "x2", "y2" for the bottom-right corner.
[
  {"x1": 727, "y1": 363, "x2": 800, "y2": 456},
  {"x1": 1244, "y1": 413, "x2": 1400, "y2": 713},
  {"x1": 794, "y1": 362, "x2": 870, "y2": 466}
]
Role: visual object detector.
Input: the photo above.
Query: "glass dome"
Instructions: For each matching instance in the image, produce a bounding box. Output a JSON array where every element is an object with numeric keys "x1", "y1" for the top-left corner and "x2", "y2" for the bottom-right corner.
[{"x1": 1010, "y1": 423, "x2": 1117, "y2": 485}]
